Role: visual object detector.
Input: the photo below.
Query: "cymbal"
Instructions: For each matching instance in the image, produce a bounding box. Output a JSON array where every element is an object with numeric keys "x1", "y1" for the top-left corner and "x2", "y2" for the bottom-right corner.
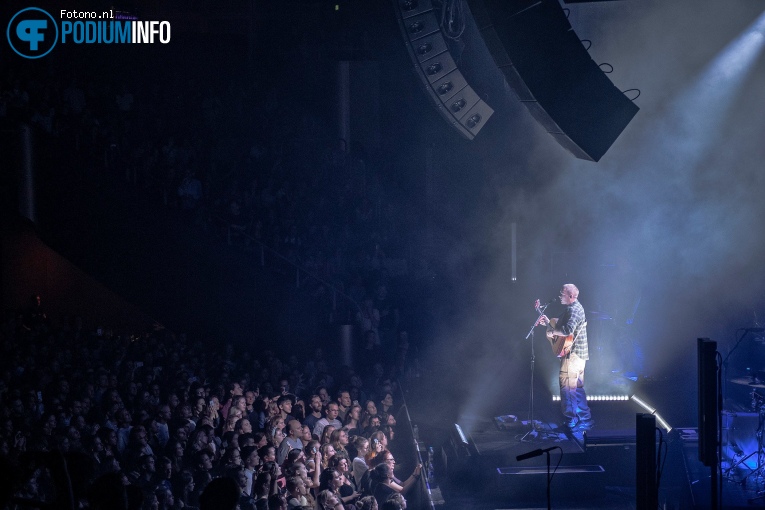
[{"x1": 729, "y1": 377, "x2": 765, "y2": 389}]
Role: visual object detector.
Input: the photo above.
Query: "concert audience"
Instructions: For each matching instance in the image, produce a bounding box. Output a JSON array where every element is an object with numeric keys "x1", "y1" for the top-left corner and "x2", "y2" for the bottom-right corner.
[
  {"x1": 1, "y1": 45, "x2": 425, "y2": 510},
  {"x1": 2, "y1": 53, "x2": 418, "y2": 332},
  {"x1": 0, "y1": 293, "x2": 426, "y2": 508}
]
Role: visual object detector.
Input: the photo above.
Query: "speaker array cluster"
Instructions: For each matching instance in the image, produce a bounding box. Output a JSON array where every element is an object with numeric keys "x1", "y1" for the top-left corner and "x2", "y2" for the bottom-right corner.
[
  {"x1": 395, "y1": 0, "x2": 640, "y2": 161},
  {"x1": 394, "y1": 0, "x2": 495, "y2": 140}
]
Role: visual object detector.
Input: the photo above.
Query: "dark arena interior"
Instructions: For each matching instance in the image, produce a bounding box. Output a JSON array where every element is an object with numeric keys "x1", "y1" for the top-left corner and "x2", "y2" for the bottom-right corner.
[{"x1": 2, "y1": 0, "x2": 765, "y2": 509}]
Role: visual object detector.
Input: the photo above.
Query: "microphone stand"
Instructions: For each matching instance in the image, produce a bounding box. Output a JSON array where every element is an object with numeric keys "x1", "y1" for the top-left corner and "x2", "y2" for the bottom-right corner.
[
  {"x1": 545, "y1": 447, "x2": 552, "y2": 510},
  {"x1": 546, "y1": 449, "x2": 552, "y2": 510},
  {"x1": 522, "y1": 302, "x2": 548, "y2": 442},
  {"x1": 516, "y1": 446, "x2": 559, "y2": 510}
]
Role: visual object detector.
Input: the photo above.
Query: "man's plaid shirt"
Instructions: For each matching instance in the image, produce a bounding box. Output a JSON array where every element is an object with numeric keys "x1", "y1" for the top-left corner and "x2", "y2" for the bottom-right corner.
[{"x1": 558, "y1": 300, "x2": 588, "y2": 360}]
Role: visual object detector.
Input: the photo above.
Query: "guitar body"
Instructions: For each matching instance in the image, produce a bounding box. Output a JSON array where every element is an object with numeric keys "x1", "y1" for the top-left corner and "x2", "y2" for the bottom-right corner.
[{"x1": 546, "y1": 318, "x2": 573, "y2": 358}]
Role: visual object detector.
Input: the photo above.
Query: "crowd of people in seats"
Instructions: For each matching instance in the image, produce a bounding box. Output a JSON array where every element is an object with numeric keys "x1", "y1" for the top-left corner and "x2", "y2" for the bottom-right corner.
[
  {"x1": 0, "y1": 294, "x2": 421, "y2": 510},
  {"x1": 1, "y1": 35, "x2": 426, "y2": 510},
  {"x1": 2, "y1": 62, "x2": 419, "y2": 330}
]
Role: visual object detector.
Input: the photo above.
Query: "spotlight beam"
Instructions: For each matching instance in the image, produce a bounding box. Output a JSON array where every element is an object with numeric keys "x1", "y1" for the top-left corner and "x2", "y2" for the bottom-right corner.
[{"x1": 665, "y1": 9, "x2": 765, "y2": 173}]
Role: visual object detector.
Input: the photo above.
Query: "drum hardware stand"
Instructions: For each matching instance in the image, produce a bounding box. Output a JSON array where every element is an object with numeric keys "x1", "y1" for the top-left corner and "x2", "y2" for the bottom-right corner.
[
  {"x1": 728, "y1": 406, "x2": 765, "y2": 489},
  {"x1": 722, "y1": 329, "x2": 765, "y2": 489}
]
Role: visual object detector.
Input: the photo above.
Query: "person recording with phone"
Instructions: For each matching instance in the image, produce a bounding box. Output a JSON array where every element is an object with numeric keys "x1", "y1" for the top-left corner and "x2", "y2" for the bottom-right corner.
[{"x1": 207, "y1": 396, "x2": 221, "y2": 428}]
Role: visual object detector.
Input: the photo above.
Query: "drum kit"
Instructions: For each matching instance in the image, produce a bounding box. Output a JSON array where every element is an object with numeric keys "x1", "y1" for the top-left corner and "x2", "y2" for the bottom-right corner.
[
  {"x1": 729, "y1": 376, "x2": 765, "y2": 410},
  {"x1": 725, "y1": 373, "x2": 765, "y2": 495}
]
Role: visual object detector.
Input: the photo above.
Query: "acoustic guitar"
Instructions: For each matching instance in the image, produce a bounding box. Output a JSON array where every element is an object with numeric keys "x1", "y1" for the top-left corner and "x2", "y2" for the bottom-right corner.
[{"x1": 545, "y1": 318, "x2": 574, "y2": 358}]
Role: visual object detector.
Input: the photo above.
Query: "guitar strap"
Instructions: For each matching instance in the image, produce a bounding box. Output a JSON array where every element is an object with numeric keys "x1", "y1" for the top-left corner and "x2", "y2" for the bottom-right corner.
[
  {"x1": 566, "y1": 318, "x2": 587, "y2": 355},
  {"x1": 573, "y1": 319, "x2": 586, "y2": 341}
]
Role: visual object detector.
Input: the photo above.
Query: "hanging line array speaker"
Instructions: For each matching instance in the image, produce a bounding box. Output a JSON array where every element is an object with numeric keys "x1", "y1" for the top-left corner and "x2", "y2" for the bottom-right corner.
[
  {"x1": 466, "y1": 0, "x2": 638, "y2": 161},
  {"x1": 394, "y1": 0, "x2": 495, "y2": 140}
]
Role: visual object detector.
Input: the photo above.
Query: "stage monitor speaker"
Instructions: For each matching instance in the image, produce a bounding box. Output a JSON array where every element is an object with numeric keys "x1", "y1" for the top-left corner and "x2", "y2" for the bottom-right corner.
[
  {"x1": 697, "y1": 338, "x2": 718, "y2": 467},
  {"x1": 394, "y1": 0, "x2": 494, "y2": 140},
  {"x1": 467, "y1": 0, "x2": 639, "y2": 161}
]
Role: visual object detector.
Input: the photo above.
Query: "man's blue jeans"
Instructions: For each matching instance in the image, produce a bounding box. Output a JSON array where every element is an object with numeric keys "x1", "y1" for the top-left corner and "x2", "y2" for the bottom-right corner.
[{"x1": 559, "y1": 353, "x2": 592, "y2": 422}]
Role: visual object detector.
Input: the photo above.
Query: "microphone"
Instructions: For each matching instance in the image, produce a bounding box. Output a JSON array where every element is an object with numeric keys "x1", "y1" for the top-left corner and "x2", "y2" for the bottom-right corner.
[
  {"x1": 516, "y1": 446, "x2": 557, "y2": 461},
  {"x1": 542, "y1": 297, "x2": 558, "y2": 306}
]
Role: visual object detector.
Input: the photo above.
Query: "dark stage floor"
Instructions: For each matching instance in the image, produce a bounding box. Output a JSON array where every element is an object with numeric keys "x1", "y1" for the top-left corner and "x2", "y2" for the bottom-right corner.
[
  {"x1": 406, "y1": 359, "x2": 765, "y2": 510},
  {"x1": 424, "y1": 406, "x2": 765, "y2": 510}
]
